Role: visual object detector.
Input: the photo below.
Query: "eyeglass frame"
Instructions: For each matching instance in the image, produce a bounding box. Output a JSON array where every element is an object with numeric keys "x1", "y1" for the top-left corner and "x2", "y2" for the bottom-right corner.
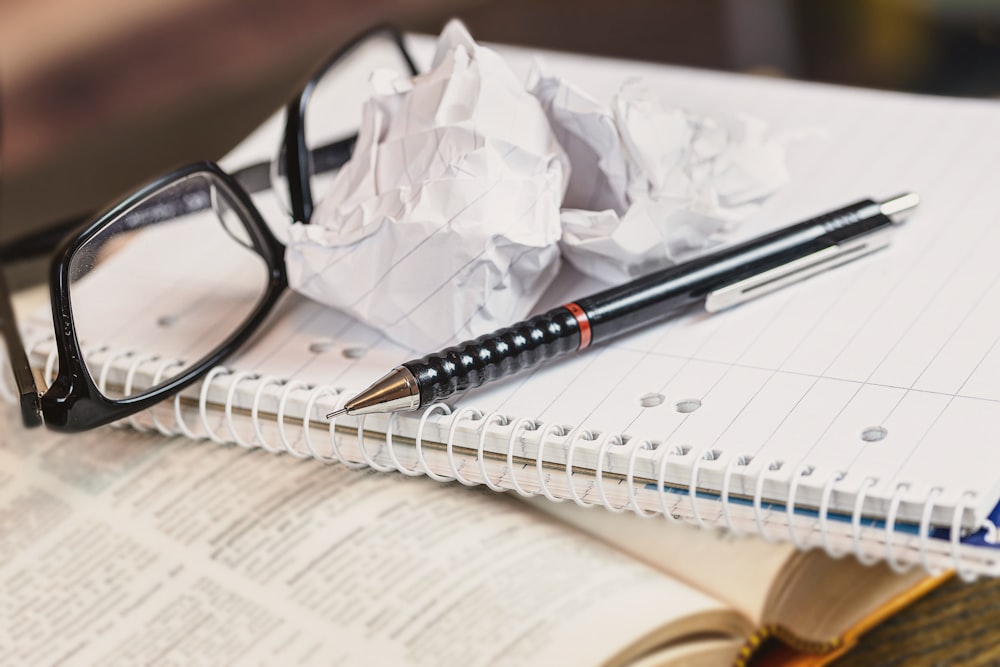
[
  {"x1": 0, "y1": 24, "x2": 418, "y2": 432},
  {"x1": 283, "y1": 25, "x2": 417, "y2": 225}
]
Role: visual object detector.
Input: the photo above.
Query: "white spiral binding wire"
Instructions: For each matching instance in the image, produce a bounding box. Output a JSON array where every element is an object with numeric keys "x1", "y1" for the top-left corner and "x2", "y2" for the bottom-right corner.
[
  {"x1": 329, "y1": 396, "x2": 367, "y2": 469},
  {"x1": 414, "y1": 403, "x2": 454, "y2": 482},
  {"x1": 654, "y1": 444, "x2": 686, "y2": 524},
  {"x1": 198, "y1": 367, "x2": 232, "y2": 443},
  {"x1": 149, "y1": 359, "x2": 184, "y2": 436},
  {"x1": 883, "y1": 483, "x2": 912, "y2": 574},
  {"x1": 123, "y1": 353, "x2": 160, "y2": 432},
  {"x1": 276, "y1": 381, "x2": 312, "y2": 457},
  {"x1": 626, "y1": 441, "x2": 657, "y2": 519},
  {"x1": 687, "y1": 450, "x2": 706, "y2": 529},
  {"x1": 917, "y1": 486, "x2": 944, "y2": 575},
  {"x1": 172, "y1": 364, "x2": 204, "y2": 441},
  {"x1": 688, "y1": 449, "x2": 719, "y2": 529},
  {"x1": 752, "y1": 460, "x2": 783, "y2": 543},
  {"x1": 355, "y1": 414, "x2": 392, "y2": 472},
  {"x1": 446, "y1": 408, "x2": 483, "y2": 486},
  {"x1": 564, "y1": 427, "x2": 598, "y2": 508},
  {"x1": 102, "y1": 350, "x2": 136, "y2": 429},
  {"x1": 476, "y1": 412, "x2": 509, "y2": 491},
  {"x1": 534, "y1": 422, "x2": 567, "y2": 502},
  {"x1": 594, "y1": 432, "x2": 628, "y2": 512},
  {"x1": 785, "y1": 463, "x2": 814, "y2": 550},
  {"x1": 384, "y1": 412, "x2": 426, "y2": 476},
  {"x1": 326, "y1": 396, "x2": 368, "y2": 469},
  {"x1": 720, "y1": 454, "x2": 751, "y2": 535},
  {"x1": 850, "y1": 477, "x2": 880, "y2": 566},
  {"x1": 97, "y1": 349, "x2": 133, "y2": 393},
  {"x1": 817, "y1": 470, "x2": 849, "y2": 559},
  {"x1": 504, "y1": 417, "x2": 538, "y2": 497},
  {"x1": 302, "y1": 385, "x2": 343, "y2": 464},
  {"x1": 224, "y1": 371, "x2": 261, "y2": 448},
  {"x1": 13, "y1": 335, "x2": 993, "y2": 580},
  {"x1": 250, "y1": 376, "x2": 288, "y2": 453},
  {"x1": 951, "y1": 491, "x2": 978, "y2": 582},
  {"x1": 175, "y1": 371, "x2": 1000, "y2": 582}
]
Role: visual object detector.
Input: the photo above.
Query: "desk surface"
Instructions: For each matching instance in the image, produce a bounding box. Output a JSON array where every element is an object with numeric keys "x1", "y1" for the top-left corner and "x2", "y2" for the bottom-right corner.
[
  {"x1": 6, "y1": 2, "x2": 999, "y2": 247},
  {"x1": 836, "y1": 576, "x2": 1000, "y2": 666}
]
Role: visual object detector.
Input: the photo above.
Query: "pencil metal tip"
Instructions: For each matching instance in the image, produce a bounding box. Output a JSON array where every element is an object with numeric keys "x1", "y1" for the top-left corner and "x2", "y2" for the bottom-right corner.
[{"x1": 326, "y1": 408, "x2": 347, "y2": 420}]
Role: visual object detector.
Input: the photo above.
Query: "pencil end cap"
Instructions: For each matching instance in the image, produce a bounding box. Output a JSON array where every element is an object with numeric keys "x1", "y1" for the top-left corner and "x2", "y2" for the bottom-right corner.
[{"x1": 880, "y1": 192, "x2": 920, "y2": 224}]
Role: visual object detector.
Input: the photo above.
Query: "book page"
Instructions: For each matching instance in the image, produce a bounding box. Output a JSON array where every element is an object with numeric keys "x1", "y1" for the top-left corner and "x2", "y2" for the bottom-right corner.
[
  {"x1": 530, "y1": 499, "x2": 795, "y2": 624},
  {"x1": 0, "y1": 407, "x2": 747, "y2": 667},
  {"x1": 533, "y1": 500, "x2": 936, "y2": 648}
]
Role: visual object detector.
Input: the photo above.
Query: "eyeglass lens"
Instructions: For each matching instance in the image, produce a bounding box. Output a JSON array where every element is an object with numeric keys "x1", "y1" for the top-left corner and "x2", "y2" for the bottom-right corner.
[{"x1": 66, "y1": 172, "x2": 270, "y2": 400}]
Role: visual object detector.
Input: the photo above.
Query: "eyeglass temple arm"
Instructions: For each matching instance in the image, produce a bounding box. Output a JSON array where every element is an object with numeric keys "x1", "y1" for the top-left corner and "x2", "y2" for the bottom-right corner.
[
  {"x1": 0, "y1": 268, "x2": 42, "y2": 427},
  {"x1": 0, "y1": 134, "x2": 358, "y2": 265},
  {"x1": 235, "y1": 134, "x2": 356, "y2": 196}
]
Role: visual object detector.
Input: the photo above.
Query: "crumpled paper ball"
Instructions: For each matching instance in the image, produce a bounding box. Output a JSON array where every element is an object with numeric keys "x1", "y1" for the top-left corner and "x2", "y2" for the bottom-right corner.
[
  {"x1": 285, "y1": 20, "x2": 568, "y2": 350},
  {"x1": 533, "y1": 75, "x2": 791, "y2": 283},
  {"x1": 286, "y1": 22, "x2": 793, "y2": 350}
]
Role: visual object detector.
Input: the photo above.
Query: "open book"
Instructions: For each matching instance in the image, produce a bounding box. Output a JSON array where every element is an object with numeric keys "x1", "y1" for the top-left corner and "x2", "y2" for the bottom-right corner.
[
  {"x1": 11, "y1": 36, "x2": 1000, "y2": 579},
  {"x1": 0, "y1": 407, "x2": 939, "y2": 666}
]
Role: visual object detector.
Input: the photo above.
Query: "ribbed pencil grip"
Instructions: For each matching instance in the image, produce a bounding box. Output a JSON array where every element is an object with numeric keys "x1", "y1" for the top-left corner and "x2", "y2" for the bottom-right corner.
[{"x1": 403, "y1": 307, "x2": 581, "y2": 406}]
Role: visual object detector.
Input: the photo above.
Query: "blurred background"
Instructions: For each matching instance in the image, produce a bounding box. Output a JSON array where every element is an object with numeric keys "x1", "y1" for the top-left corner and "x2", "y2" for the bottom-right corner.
[{"x1": 1, "y1": 0, "x2": 999, "y2": 284}]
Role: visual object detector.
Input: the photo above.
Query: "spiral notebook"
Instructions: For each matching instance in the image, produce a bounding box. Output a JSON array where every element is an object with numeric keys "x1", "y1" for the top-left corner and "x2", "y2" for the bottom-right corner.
[{"x1": 15, "y1": 37, "x2": 1000, "y2": 578}]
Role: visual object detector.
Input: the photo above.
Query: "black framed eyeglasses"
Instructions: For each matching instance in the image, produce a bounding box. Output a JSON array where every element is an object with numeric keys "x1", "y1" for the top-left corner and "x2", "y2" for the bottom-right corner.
[{"x1": 0, "y1": 25, "x2": 418, "y2": 432}]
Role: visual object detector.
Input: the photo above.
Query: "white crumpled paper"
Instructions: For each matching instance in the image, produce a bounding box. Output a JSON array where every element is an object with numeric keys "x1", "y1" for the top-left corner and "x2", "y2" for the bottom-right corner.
[
  {"x1": 285, "y1": 21, "x2": 568, "y2": 351},
  {"x1": 535, "y1": 75, "x2": 791, "y2": 283},
  {"x1": 286, "y1": 21, "x2": 793, "y2": 349}
]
